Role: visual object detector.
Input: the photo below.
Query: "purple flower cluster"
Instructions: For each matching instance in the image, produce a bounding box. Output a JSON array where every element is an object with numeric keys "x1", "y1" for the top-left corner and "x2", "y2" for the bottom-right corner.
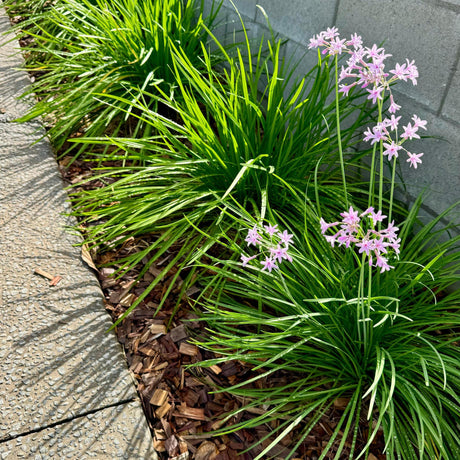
[
  {"x1": 308, "y1": 27, "x2": 427, "y2": 169},
  {"x1": 241, "y1": 224, "x2": 294, "y2": 273},
  {"x1": 320, "y1": 207, "x2": 400, "y2": 273}
]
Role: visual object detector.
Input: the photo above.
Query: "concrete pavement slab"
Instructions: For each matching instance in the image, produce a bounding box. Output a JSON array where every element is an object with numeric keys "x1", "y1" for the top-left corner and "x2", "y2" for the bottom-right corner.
[
  {"x1": 0, "y1": 12, "x2": 33, "y2": 120},
  {"x1": 0, "y1": 401, "x2": 156, "y2": 459},
  {"x1": 0, "y1": 9, "x2": 157, "y2": 452},
  {"x1": 0, "y1": 121, "x2": 150, "y2": 443}
]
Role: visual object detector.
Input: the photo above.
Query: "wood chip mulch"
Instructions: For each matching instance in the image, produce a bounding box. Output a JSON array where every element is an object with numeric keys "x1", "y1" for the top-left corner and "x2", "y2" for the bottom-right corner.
[{"x1": 57, "y1": 156, "x2": 387, "y2": 459}]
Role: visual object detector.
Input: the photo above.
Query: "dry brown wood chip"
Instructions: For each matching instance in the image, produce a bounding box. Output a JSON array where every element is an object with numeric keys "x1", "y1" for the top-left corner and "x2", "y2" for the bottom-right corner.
[
  {"x1": 170, "y1": 324, "x2": 188, "y2": 342},
  {"x1": 149, "y1": 323, "x2": 167, "y2": 335},
  {"x1": 175, "y1": 404, "x2": 207, "y2": 421},
  {"x1": 209, "y1": 365, "x2": 222, "y2": 375},
  {"x1": 150, "y1": 388, "x2": 169, "y2": 406},
  {"x1": 156, "y1": 401, "x2": 172, "y2": 419},
  {"x1": 194, "y1": 441, "x2": 219, "y2": 460},
  {"x1": 179, "y1": 342, "x2": 198, "y2": 356},
  {"x1": 138, "y1": 344, "x2": 157, "y2": 357},
  {"x1": 81, "y1": 244, "x2": 98, "y2": 271}
]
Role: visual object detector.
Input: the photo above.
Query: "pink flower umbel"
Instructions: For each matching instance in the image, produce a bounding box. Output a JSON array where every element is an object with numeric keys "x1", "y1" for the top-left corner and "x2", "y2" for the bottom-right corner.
[
  {"x1": 309, "y1": 27, "x2": 428, "y2": 172},
  {"x1": 320, "y1": 208, "x2": 400, "y2": 272},
  {"x1": 239, "y1": 222, "x2": 294, "y2": 272}
]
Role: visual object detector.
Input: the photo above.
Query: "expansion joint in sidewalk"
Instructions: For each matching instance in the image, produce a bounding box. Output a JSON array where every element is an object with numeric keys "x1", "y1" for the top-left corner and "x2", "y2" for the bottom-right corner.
[{"x1": 0, "y1": 397, "x2": 138, "y2": 444}]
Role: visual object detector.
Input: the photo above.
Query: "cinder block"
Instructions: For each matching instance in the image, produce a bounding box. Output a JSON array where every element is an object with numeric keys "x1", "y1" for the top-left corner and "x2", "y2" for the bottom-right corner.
[
  {"x1": 441, "y1": 59, "x2": 460, "y2": 123},
  {"x1": 282, "y1": 39, "x2": 321, "y2": 96},
  {"x1": 222, "y1": 0, "x2": 258, "y2": 20},
  {"x1": 254, "y1": 0, "x2": 337, "y2": 45},
  {"x1": 336, "y1": 0, "x2": 459, "y2": 112},
  {"x1": 388, "y1": 91, "x2": 460, "y2": 226},
  {"x1": 202, "y1": 0, "x2": 229, "y2": 52},
  {"x1": 224, "y1": 6, "x2": 256, "y2": 47}
]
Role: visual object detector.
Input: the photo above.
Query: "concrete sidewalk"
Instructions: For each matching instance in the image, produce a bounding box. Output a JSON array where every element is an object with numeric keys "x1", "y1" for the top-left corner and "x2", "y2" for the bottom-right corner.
[{"x1": 0, "y1": 8, "x2": 157, "y2": 460}]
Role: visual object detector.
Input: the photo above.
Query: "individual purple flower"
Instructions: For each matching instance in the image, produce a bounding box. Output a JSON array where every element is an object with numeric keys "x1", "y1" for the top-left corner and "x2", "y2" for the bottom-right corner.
[
  {"x1": 389, "y1": 62, "x2": 407, "y2": 81},
  {"x1": 383, "y1": 141, "x2": 402, "y2": 161},
  {"x1": 405, "y1": 59, "x2": 419, "y2": 85},
  {"x1": 308, "y1": 34, "x2": 324, "y2": 49},
  {"x1": 339, "y1": 83, "x2": 355, "y2": 96},
  {"x1": 277, "y1": 230, "x2": 294, "y2": 247},
  {"x1": 401, "y1": 123, "x2": 420, "y2": 140},
  {"x1": 348, "y1": 48, "x2": 366, "y2": 67},
  {"x1": 271, "y1": 245, "x2": 293, "y2": 263},
  {"x1": 375, "y1": 254, "x2": 393, "y2": 273},
  {"x1": 386, "y1": 114, "x2": 401, "y2": 131},
  {"x1": 363, "y1": 126, "x2": 387, "y2": 145},
  {"x1": 325, "y1": 234, "x2": 338, "y2": 247},
  {"x1": 241, "y1": 254, "x2": 257, "y2": 267},
  {"x1": 382, "y1": 221, "x2": 399, "y2": 239},
  {"x1": 347, "y1": 33, "x2": 363, "y2": 49},
  {"x1": 372, "y1": 237, "x2": 388, "y2": 254},
  {"x1": 264, "y1": 223, "x2": 278, "y2": 236},
  {"x1": 320, "y1": 217, "x2": 340, "y2": 234},
  {"x1": 360, "y1": 207, "x2": 375, "y2": 216},
  {"x1": 323, "y1": 26, "x2": 339, "y2": 40},
  {"x1": 357, "y1": 238, "x2": 372, "y2": 255},
  {"x1": 261, "y1": 257, "x2": 278, "y2": 272},
  {"x1": 406, "y1": 152, "x2": 424, "y2": 169},
  {"x1": 367, "y1": 86, "x2": 384, "y2": 104},
  {"x1": 412, "y1": 114, "x2": 427, "y2": 130},
  {"x1": 388, "y1": 95, "x2": 401, "y2": 114},
  {"x1": 245, "y1": 225, "x2": 262, "y2": 246},
  {"x1": 370, "y1": 210, "x2": 387, "y2": 223},
  {"x1": 337, "y1": 232, "x2": 359, "y2": 248},
  {"x1": 329, "y1": 37, "x2": 346, "y2": 55},
  {"x1": 388, "y1": 238, "x2": 401, "y2": 254},
  {"x1": 365, "y1": 44, "x2": 385, "y2": 59},
  {"x1": 340, "y1": 206, "x2": 360, "y2": 225}
]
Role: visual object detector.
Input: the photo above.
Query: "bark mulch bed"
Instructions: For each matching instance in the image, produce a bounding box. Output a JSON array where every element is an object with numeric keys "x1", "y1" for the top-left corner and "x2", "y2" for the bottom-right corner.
[{"x1": 58, "y1": 158, "x2": 387, "y2": 460}]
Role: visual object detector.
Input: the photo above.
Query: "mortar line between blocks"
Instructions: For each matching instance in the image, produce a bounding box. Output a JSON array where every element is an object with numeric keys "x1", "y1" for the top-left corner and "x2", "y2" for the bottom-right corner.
[
  {"x1": 0, "y1": 397, "x2": 138, "y2": 444},
  {"x1": 437, "y1": 43, "x2": 460, "y2": 117},
  {"x1": 332, "y1": 0, "x2": 341, "y2": 25}
]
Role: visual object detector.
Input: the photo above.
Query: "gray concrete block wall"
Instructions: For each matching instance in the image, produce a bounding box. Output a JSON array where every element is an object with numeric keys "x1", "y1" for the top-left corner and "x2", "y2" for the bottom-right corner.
[{"x1": 204, "y1": 0, "x2": 460, "y2": 229}]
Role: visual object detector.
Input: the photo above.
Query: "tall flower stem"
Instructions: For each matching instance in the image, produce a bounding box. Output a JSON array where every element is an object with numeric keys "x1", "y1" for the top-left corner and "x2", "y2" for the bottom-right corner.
[
  {"x1": 377, "y1": 98, "x2": 384, "y2": 216},
  {"x1": 388, "y1": 158, "x2": 397, "y2": 223},
  {"x1": 358, "y1": 254, "x2": 366, "y2": 345},
  {"x1": 335, "y1": 55, "x2": 348, "y2": 208},
  {"x1": 368, "y1": 144, "x2": 378, "y2": 209}
]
